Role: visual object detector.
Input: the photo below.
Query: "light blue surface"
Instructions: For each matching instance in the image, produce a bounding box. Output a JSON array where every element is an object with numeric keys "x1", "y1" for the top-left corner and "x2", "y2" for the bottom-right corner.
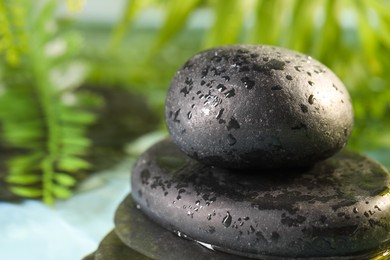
[
  {"x1": 0, "y1": 160, "x2": 133, "y2": 260},
  {"x1": 0, "y1": 131, "x2": 166, "y2": 260}
]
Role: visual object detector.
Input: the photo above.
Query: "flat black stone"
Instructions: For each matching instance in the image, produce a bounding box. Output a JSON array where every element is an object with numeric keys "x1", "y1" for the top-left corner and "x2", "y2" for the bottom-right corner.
[
  {"x1": 165, "y1": 45, "x2": 353, "y2": 169},
  {"x1": 131, "y1": 139, "x2": 390, "y2": 259},
  {"x1": 114, "y1": 194, "x2": 249, "y2": 259},
  {"x1": 83, "y1": 231, "x2": 150, "y2": 260},
  {"x1": 82, "y1": 252, "x2": 96, "y2": 260}
]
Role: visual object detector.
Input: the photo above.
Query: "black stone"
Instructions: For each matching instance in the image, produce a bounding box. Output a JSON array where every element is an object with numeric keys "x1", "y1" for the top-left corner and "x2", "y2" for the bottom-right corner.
[
  {"x1": 114, "y1": 194, "x2": 248, "y2": 259},
  {"x1": 165, "y1": 45, "x2": 354, "y2": 169},
  {"x1": 83, "y1": 231, "x2": 151, "y2": 260},
  {"x1": 131, "y1": 139, "x2": 390, "y2": 259}
]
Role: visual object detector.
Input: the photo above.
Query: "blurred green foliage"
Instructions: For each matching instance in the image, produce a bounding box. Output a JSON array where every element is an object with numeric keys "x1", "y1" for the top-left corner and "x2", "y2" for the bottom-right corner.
[
  {"x1": 0, "y1": 0, "x2": 97, "y2": 204},
  {"x1": 104, "y1": 0, "x2": 390, "y2": 150},
  {"x1": 0, "y1": 0, "x2": 389, "y2": 203}
]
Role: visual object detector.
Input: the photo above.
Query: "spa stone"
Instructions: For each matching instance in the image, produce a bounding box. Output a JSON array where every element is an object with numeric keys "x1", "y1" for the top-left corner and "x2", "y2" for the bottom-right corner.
[
  {"x1": 165, "y1": 45, "x2": 354, "y2": 169},
  {"x1": 83, "y1": 231, "x2": 150, "y2": 260},
  {"x1": 114, "y1": 194, "x2": 249, "y2": 260},
  {"x1": 131, "y1": 139, "x2": 390, "y2": 259}
]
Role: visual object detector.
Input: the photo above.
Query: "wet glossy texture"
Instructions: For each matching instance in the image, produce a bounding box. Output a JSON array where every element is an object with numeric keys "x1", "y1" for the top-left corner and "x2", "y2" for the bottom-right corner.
[
  {"x1": 132, "y1": 139, "x2": 390, "y2": 259},
  {"x1": 165, "y1": 45, "x2": 354, "y2": 169},
  {"x1": 84, "y1": 195, "x2": 390, "y2": 260},
  {"x1": 114, "y1": 194, "x2": 248, "y2": 259}
]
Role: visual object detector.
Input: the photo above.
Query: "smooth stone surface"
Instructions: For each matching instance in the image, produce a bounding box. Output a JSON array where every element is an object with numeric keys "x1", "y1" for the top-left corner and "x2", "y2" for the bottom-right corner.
[
  {"x1": 115, "y1": 194, "x2": 249, "y2": 259},
  {"x1": 84, "y1": 231, "x2": 150, "y2": 260},
  {"x1": 132, "y1": 139, "x2": 390, "y2": 259},
  {"x1": 165, "y1": 44, "x2": 354, "y2": 169}
]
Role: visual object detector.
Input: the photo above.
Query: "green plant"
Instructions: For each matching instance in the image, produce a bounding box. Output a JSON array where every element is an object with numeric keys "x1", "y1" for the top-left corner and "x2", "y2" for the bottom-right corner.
[
  {"x1": 108, "y1": 0, "x2": 390, "y2": 150},
  {"x1": 1, "y1": 0, "x2": 389, "y2": 204},
  {"x1": 0, "y1": 0, "x2": 96, "y2": 204}
]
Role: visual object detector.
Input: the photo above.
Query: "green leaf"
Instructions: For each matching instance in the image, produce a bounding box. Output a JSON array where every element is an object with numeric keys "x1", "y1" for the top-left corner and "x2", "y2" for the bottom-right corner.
[
  {"x1": 30, "y1": 0, "x2": 58, "y2": 45},
  {"x1": 7, "y1": 174, "x2": 42, "y2": 185},
  {"x1": 60, "y1": 107, "x2": 96, "y2": 124},
  {"x1": 283, "y1": 0, "x2": 318, "y2": 51},
  {"x1": 150, "y1": 0, "x2": 201, "y2": 54},
  {"x1": 252, "y1": 0, "x2": 285, "y2": 45},
  {"x1": 61, "y1": 125, "x2": 85, "y2": 138},
  {"x1": 8, "y1": 153, "x2": 43, "y2": 175},
  {"x1": 61, "y1": 144, "x2": 89, "y2": 156},
  {"x1": 57, "y1": 156, "x2": 90, "y2": 172},
  {"x1": 2, "y1": 125, "x2": 43, "y2": 144},
  {"x1": 54, "y1": 173, "x2": 77, "y2": 187},
  {"x1": 10, "y1": 186, "x2": 42, "y2": 197},
  {"x1": 109, "y1": 0, "x2": 150, "y2": 51},
  {"x1": 354, "y1": 0, "x2": 381, "y2": 73},
  {"x1": 203, "y1": 0, "x2": 245, "y2": 47},
  {"x1": 61, "y1": 136, "x2": 91, "y2": 148},
  {"x1": 52, "y1": 185, "x2": 72, "y2": 199}
]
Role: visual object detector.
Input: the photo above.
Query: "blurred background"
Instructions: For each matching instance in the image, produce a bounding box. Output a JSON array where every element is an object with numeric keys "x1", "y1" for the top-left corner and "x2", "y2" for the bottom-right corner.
[
  {"x1": 0, "y1": 0, "x2": 390, "y2": 208},
  {"x1": 0, "y1": 1, "x2": 390, "y2": 259}
]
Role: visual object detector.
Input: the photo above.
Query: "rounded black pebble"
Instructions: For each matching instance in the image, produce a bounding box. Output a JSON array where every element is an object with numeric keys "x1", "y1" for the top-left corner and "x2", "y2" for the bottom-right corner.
[
  {"x1": 131, "y1": 139, "x2": 390, "y2": 259},
  {"x1": 165, "y1": 44, "x2": 354, "y2": 169}
]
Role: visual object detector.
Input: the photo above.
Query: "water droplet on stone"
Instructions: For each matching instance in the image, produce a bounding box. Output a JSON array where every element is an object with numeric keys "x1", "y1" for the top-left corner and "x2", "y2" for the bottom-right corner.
[
  {"x1": 216, "y1": 108, "x2": 224, "y2": 119},
  {"x1": 227, "y1": 117, "x2": 240, "y2": 130},
  {"x1": 294, "y1": 66, "x2": 302, "y2": 72},
  {"x1": 222, "y1": 211, "x2": 232, "y2": 227},
  {"x1": 308, "y1": 95, "x2": 315, "y2": 105},
  {"x1": 239, "y1": 66, "x2": 250, "y2": 72},
  {"x1": 241, "y1": 77, "x2": 255, "y2": 89},
  {"x1": 227, "y1": 134, "x2": 237, "y2": 146},
  {"x1": 224, "y1": 88, "x2": 235, "y2": 98},
  {"x1": 300, "y1": 104, "x2": 308, "y2": 113},
  {"x1": 217, "y1": 84, "x2": 227, "y2": 92}
]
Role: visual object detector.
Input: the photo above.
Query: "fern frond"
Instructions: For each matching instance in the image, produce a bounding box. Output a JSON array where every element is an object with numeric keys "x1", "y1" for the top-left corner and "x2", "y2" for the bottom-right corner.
[{"x1": 0, "y1": 0, "x2": 96, "y2": 204}]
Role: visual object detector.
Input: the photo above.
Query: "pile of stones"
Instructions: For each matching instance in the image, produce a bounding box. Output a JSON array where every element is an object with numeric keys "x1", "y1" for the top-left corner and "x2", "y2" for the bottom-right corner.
[{"x1": 85, "y1": 45, "x2": 390, "y2": 259}]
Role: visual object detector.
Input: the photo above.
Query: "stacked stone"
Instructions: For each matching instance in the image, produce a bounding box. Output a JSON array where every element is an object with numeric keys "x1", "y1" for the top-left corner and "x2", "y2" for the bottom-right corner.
[{"x1": 86, "y1": 45, "x2": 390, "y2": 259}]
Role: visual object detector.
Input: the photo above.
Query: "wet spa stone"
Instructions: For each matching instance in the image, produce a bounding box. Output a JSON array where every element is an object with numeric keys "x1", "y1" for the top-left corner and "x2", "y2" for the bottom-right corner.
[
  {"x1": 131, "y1": 139, "x2": 390, "y2": 259},
  {"x1": 83, "y1": 231, "x2": 150, "y2": 260},
  {"x1": 113, "y1": 195, "x2": 248, "y2": 260},
  {"x1": 165, "y1": 45, "x2": 354, "y2": 169}
]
